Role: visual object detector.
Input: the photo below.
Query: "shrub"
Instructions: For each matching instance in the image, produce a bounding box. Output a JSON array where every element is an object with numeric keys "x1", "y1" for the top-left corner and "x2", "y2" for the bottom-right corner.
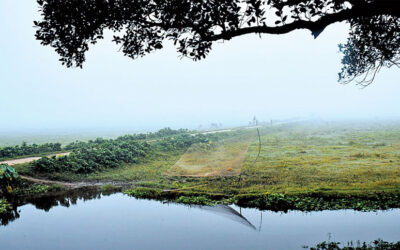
[{"x1": 0, "y1": 164, "x2": 19, "y2": 194}]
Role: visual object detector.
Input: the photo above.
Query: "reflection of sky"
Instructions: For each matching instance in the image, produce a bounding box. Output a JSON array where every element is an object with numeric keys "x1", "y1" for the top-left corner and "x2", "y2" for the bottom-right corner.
[
  {"x1": 1, "y1": 193, "x2": 399, "y2": 249},
  {"x1": 1, "y1": 2, "x2": 400, "y2": 132}
]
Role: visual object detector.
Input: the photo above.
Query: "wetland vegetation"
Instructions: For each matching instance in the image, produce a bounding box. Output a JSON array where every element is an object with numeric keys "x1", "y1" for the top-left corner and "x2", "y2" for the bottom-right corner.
[{"x1": 1, "y1": 121, "x2": 400, "y2": 212}]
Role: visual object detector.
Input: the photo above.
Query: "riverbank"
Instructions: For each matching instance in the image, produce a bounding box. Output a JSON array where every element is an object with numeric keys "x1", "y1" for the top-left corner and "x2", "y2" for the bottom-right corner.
[{"x1": 3, "y1": 122, "x2": 400, "y2": 211}]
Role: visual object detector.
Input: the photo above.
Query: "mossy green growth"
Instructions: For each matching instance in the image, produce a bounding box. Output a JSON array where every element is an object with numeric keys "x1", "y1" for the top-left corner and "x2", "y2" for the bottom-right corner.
[
  {"x1": 175, "y1": 195, "x2": 216, "y2": 206},
  {"x1": 124, "y1": 187, "x2": 226, "y2": 206},
  {"x1": 29, "y1": 185, "x2": 50, "y2": 194},
  {"x1": 0, "y1": 199, "x2": 12, "y2": 214},
  {"x1": 236, "y1": 192, "x2": 400, "y2": 211}
]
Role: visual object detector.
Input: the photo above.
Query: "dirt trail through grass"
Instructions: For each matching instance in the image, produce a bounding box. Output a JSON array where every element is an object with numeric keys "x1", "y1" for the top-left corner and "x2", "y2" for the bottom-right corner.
[
  {"x1": 165, "y1": 130, "x2": 256, "y2": 177},
  {"x1": 0, "y1": 152, "x2": 70, "y2": 166}
]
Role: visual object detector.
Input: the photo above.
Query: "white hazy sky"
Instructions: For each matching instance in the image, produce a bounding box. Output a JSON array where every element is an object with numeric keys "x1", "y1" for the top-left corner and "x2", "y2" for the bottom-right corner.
[{"x1": 1, "y1": 1, "x2": 399, "y2": 132}]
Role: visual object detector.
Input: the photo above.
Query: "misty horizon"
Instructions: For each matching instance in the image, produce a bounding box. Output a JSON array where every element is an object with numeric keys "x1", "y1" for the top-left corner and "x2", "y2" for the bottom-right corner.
[{"x1": 1, "y1": 2, "x2": 400, "y2": 133}]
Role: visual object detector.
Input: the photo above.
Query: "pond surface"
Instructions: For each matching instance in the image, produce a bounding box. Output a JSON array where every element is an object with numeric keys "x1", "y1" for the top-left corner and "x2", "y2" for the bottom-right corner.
[{"x1": 1, "y1": 192, "x2": 399, "y2": 250}]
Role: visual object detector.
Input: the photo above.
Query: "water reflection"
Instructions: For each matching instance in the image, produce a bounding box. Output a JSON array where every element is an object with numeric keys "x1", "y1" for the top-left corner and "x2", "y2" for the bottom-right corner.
[
  {"x1": 1, "y1": 187, "x2": 110, "y2": 226},
  {"x1": 0, "y1": 192, "x2": 399, "y2": 250},
  {"x1": 0, "y1": 206, "x2": 19, "y2": 226},
  {"x1": 2, "y1": 188, "x2": 258, "y2": 230}
]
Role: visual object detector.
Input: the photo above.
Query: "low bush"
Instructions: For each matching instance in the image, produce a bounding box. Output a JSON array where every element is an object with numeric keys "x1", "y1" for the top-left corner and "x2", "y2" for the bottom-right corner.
[{"x1": 0, "y1": 164, "x2": 19, "y2": 194}]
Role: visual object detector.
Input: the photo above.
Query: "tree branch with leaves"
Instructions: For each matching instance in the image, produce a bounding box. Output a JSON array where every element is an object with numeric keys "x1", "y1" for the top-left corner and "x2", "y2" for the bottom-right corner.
[{"x1": 34, "y1": 0, "x2": 400, "y2": 85}]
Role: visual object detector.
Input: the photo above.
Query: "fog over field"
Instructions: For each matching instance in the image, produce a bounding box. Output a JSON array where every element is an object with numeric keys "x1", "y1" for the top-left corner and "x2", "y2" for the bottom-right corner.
[{"x1": 1, "y1": 1, "x2": 400, "y2": 133}]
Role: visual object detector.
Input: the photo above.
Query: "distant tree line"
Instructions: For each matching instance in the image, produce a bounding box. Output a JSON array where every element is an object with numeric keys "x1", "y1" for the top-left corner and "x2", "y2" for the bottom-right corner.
[
  {"x1": 64, "y1": 127, "x2": 188, "y2": 151},
  {"x1": 0, "y1": 142, "x2": 62, "y2": 160}
]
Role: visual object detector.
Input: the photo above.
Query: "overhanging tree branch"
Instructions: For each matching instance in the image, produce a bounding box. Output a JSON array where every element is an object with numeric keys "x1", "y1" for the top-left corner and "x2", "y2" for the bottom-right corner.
[
  {"x1": 205, "y1": 1, "x2": 400, "y2": 41},
  {"x1": 34, "y1": 0, "x2": 400, "y2": 85}
]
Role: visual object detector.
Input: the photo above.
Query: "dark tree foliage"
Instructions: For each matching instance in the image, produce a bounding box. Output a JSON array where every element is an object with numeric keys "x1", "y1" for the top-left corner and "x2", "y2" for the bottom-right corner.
[
  {"x1": 0, "y1": 142, "x2": 62, "y2": 160},
  {"x1": 339, "y1": 15, "x2": 400, "y2": 86},
  {"x1": 34, "y1": 0, "x2": 400, "y2": 85}
]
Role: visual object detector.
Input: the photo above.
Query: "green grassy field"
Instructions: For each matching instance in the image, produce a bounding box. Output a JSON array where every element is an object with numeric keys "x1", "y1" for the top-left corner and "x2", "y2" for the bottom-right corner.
[
  {"x1": 7, "y1": 121, "x2": 400, "y2": 210},
  {"x1": 240, "y1": 122, "x2": 400, "y2": 195},
  {"x1": 165, "y1": 130, "x2": 256, "y2": 177},
  {"x1": 94, "y1": 122, "x2": 400, "y2": 195}
]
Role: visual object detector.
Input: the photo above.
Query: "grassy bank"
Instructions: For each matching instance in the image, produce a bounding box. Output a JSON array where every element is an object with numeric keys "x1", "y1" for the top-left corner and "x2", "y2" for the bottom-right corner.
[{"x1": 5, "y1": 122, "x2": 400, "y2": 210}]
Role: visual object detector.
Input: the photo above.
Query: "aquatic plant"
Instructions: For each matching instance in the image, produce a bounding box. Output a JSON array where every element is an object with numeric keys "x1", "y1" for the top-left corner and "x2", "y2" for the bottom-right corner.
[
  {"x1": 29, "y1": 185, "x2": 49, "y2": 194},
  {"x1": 0, "y1": 164, "x2": 19, "y2": 194},
  {"x1": 0, "y1": 199, "x2": 12, "y2": 214},
  {"x1": 175, "y1": 196, "x2": 216, "y2": 206}
]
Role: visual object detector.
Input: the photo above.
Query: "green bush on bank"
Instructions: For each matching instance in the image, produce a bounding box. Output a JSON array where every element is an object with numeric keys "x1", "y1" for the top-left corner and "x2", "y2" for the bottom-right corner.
[
  {"x1": 30, "y1": 129, "x2": 228, "y2": 174},
  {"x1": 0, "y1": 199, "x2": 12, "y2": 214},
  {"x1": 0, "y1": 164, "x2": 19, "y2": 194}
]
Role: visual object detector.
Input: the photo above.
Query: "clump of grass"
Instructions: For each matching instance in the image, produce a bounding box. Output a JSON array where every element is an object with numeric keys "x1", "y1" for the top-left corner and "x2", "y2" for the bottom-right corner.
[
  {"x1": 0, "y1": 199, "x2": 11, "y2": 214},
  {"x1": 101, "y1": 184, "x2": 120, "y2": 193},
  {"x1": 29, "y1": 184, "x2": 49, "y2": 194},
  {"x1": 176, "y1": 196, "x2": 216, "y2": 206},
  {"x1": 350, "y1": 152, "x2": 367, "y2": 158}
]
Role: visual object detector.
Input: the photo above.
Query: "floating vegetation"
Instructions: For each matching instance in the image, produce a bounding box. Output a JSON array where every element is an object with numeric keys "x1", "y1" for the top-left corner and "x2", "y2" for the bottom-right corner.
[{"x1": 305, "y1": 239, "x2": 400, "y2": 250}]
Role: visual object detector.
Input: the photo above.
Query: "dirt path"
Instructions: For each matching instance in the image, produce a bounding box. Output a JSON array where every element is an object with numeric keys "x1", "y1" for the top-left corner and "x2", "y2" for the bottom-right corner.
[{"x1": 0, "y1": 152, "x2": 70, "y2": 166}]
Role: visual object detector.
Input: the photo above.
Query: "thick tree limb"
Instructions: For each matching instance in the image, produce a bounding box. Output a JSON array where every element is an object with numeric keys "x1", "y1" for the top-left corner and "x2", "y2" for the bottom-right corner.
[{"x1": 205, "y1": 1, "x2": 400, "y2": 41}]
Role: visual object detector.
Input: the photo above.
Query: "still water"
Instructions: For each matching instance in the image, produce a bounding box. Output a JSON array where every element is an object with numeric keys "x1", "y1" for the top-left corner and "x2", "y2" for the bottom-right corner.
[{"x1": 1, "y1": 191, "x2": 399, "y2": 250}]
